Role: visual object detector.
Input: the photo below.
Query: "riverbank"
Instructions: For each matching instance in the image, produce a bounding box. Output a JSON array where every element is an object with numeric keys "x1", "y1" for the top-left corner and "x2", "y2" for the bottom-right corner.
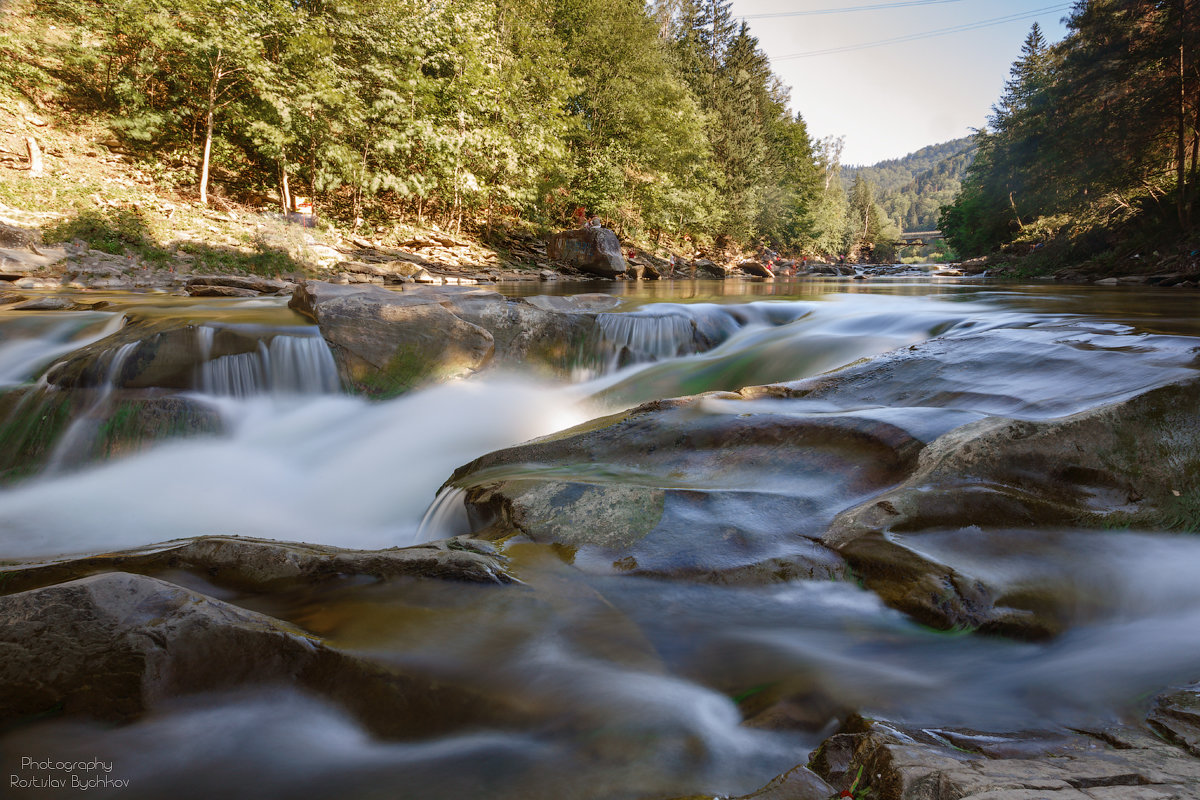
[{"x1": 947, "y1": 237, "x2": 1200, "y2": 287}]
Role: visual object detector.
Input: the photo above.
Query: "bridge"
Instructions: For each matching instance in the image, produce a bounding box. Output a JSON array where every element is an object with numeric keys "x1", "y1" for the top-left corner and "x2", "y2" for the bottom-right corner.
[{"x1": 898, "y1": 230, "x2": 945, "y2": 247}]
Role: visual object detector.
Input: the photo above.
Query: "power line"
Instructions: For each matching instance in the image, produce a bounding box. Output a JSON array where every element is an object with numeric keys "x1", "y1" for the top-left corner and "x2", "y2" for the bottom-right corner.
[
  {"x1": 741, "y1": 0, "x2": 971, "y2": 21},
  {"x1": 771, "y1": 4, "x2": 1072, "y2": 60}
]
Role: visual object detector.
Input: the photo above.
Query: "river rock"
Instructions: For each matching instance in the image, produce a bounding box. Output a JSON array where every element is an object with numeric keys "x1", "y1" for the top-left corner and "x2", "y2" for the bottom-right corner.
[
  {"x1": 0, "y1": 385, "x2": 221, "y2": 482},
  {"x1": 288, "y1": 280, "x2": 494, "y2": 396},
  {"x1": 289, "y1": 281, "x2": 614, "y2": 395},
  {"x1": 44, "y1": 321, "x2": 299, "y2": 391},
  {"x1": 448, "y1": 396, "x2": 928, "y2": 583},
  {"x1": 433, "y1": 285, "x2": 606, "y2": 375},
  {"x1": 0, "y1": 572, "x2": 525, "y2": 737},
  {"x1": 818, "y1": 378, "x2": 1200, "y2": 637},
  {"x1": 0, "y1": 244, "x2": 67, "y2": 277},
  {"x1": 693, "y1": 258, "x2": 728, "y2": 279},
  {"x1": 547, "y1": 227, "x2": 627, "y2": 278},
  {"x1": 809, "y1": 714, "x2": 1200, "y2": 799},
  {"x1": 0, "y1": 534, "x2": 514, "y2": 596},
  {"x1": 185, "y1": 275, "x2": 292, "y2": 294},
  {"x1": 7, "y1": 295, "x2": 78, "y2": 311},
  {"x1": 1149, "y1": 683, "x2": 1200, "y2": 757},
  {"x1": 737, "y1": 260, "x2": 773, "y2": 278},
  {"x1": 663, "y1": 764, "x2": 833, "y2": 800},
  {"x1": 185, "y1": 283, "x2": 260, "y2": 298}
]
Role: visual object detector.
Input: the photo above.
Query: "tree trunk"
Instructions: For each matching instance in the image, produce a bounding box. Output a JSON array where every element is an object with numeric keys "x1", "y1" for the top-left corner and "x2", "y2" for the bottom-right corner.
[
  {"x1": 1177, "y1": 36, "x2": 1189, "y2": 230},
  {"x1": 200, "y1": 89, "x2": 216, "y2": 205},
  {"x1": 279, "y1": 163, "x2": 291, "y2": 213},
  {"x1": 1009, "y1": 191, "x2": 1024, "y2": 231},
  {"x1": 24, "y1": 137, "x2": 43, "y2": 178}
]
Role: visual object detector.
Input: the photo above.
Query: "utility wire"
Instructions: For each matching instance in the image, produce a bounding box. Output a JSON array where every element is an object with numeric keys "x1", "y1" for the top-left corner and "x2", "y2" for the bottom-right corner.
[
  {"x1": 741, "y1": 0, "x2": 971, "y2": 21},
  {"x1": 771, "y1": 4, "x2": 1072, "y2": 59}
]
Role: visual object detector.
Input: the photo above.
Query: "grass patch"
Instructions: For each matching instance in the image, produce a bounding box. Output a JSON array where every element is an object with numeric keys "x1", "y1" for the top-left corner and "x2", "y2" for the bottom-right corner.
[
  {"x1": 41, "y1": 205, "x2": 309, "y2": 276},
  {"x1": 43, "y1": 207, "x2": 157, "y2": 256}
]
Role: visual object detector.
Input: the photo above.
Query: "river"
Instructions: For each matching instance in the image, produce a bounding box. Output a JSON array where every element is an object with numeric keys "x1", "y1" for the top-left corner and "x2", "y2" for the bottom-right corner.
[{"x1": 1, "y1": 276, "x2": 1198, "y2": 799}]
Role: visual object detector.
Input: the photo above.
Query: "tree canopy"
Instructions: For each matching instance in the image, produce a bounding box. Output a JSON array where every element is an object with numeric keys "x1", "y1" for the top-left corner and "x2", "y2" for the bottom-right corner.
[
  {"x1": 942, "y1": 4, "x2": 1200, "y2": 260},
  {"x1": 32, "y1": 0, "x2": 835, "y2": 254}
]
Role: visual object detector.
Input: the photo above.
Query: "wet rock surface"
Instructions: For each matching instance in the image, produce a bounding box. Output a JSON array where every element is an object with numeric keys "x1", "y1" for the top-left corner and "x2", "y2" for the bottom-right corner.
[
  {"x1": 0, "y1": 571, "x2": 526, "y2": 738},
  {"x1": 289, "y1": 280, "x2": 496, "y2": 396},
  {"x1": 290, "y1": 280, "x2": 743, "y2": 396},
  {"x1": 450, "y1": 395, "x2": 924, "y2": 583},
  {"x1": 43, "y1": 320, "x2": 302, "y2": 391},
  {"x1": 807, "y1": 714, "x2": 1200, "y2": 800},
  {"x1": 0, "y1": 384, "x2": 221, "y2": 481},
  {"x1": 0, "y1": 534, "x2": 515, "y2": 596},
  {"x1": 820, "y1": 378, "x2": 1200, "y2": 637}
]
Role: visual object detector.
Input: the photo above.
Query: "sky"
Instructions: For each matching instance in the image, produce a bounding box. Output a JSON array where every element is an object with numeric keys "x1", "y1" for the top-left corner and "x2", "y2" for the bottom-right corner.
[{"x1": 729, "y1": 0, "x2": 1073, "y2": 165}]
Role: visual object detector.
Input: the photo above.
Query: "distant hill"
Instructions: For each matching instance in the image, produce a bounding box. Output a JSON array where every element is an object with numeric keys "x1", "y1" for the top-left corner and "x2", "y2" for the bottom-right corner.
[{"x1": 846, "y1": 137, "x2": 976, "y2": 232}]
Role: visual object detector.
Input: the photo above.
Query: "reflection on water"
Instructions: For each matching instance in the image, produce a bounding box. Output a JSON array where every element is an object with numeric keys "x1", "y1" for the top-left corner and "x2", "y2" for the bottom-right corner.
[{"x1": 1, "y1": 280, "x2": 1198, "y2": 799}]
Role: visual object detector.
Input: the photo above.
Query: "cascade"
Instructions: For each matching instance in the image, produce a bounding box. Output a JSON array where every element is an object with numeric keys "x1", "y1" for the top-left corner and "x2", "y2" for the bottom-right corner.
[{"x1": 197, "y1": 327, "x2": 341, "y2": 397}]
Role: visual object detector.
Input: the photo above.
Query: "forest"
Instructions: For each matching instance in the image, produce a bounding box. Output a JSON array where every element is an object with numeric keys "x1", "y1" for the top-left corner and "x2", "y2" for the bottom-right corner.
[
  {"x1": 2, "y1": 0, "x2": 864, "y2": 255},
  {"x1": 941, "y1": 1, "x2": 1200, "y2": 268},
  {"x1": 847, "y1": 137, "x2": 975, "y2": 232}
]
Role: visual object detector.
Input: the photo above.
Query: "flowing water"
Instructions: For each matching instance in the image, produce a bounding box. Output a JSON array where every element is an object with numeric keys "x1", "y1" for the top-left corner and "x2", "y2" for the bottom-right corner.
[{"x1": 1, "y1": 277, "x2": 1199, "y2": 799}]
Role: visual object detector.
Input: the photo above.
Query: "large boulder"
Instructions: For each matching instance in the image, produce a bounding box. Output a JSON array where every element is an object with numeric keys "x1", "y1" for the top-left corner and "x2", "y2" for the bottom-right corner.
[
  {"x1": 0, "y1": 572, "x2": 526, "y2": 737},
  {"x1": 447, "y1": 395, "x2": 926, "y2": 584},
  {"x1": 289, "y1": 281, "x2": 496, "y2": 396},
  {"x1": 693, "y1": 258, "x2": 728, "y2": 279},
  {"x1": 546, "y1": 227, "x2": 627, "y2": 278},
  {"x1": 737, "y1": 260, "x2": 773, "y2": 278},
  {"x1": 289, "y1": 281, "x2": 616, "y2": 395}
]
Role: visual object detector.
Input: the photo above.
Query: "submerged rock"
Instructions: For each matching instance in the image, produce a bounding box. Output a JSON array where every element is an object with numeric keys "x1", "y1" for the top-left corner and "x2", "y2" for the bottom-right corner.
[
  {"x1": 0, "y1": 572, "x2": 525, "y2": 737},
  {"x1": 820, "y1": 378, "x2": 1200, "y2": 637},
  {"x1": 448, "y1": 395, "x2": 925, "y2": 584}
]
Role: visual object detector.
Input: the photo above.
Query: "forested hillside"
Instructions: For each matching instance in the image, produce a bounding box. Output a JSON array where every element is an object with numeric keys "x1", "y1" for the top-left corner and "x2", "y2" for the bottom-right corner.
[
  {"x1": 0, "y1": 0, "x2": 845, "y2": 254},
  {"x1": 941, "y1": 4, "x2": 1200, "y2": 271},
  {"x1": 846, "y1": 137, "x2": 975, "y2": 232}
]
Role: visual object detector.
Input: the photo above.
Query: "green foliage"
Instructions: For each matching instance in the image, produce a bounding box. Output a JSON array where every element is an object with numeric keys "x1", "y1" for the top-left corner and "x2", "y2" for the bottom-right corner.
[
  {"x1": 943, "y1": 6, "x2": 1200, "y2": 261},
  {"x1": 26, "y1": 0, "x2": 826, "y2": 251},
  {"x1": 43, "y1": 207, "x2": 155, "y2": 256},
  {"x1": 42, "y1": 205, "x2": 305, "y2": 276}
]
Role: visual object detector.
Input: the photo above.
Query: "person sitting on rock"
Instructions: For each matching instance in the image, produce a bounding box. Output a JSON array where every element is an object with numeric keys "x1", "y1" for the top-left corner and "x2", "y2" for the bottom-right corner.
[
  {"x1": 573, "y1": 207, "x2": 588, "y2": 228},
  {"x1": 587, "y1": 214, "x2": 602, "y2": 228}
]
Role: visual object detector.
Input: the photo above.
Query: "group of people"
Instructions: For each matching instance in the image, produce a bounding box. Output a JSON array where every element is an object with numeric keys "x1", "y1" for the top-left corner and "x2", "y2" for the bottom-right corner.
[{"x1": 572, "y1": 207, "x2": 603, "y2": 229}]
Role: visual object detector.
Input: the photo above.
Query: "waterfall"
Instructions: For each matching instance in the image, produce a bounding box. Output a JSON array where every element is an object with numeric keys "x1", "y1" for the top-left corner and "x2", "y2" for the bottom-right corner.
[
  {"x1": 417, "y1": 486, "x2": 471, "y2": 542},
  {"x1": 43, "y1": 341, "x2": 140, "y2": 473},
  {"x1": 595, "y1": 311, "x2": 699, "y2": 368},
  {"x1": 588, "y1": 302, "x2": 815, "y2": 376},
  {"x1": 0, "y1": 312, "x2": 124, "y2": 388},
  {"x1": 198, "y1": 327, "x2": 341, "y2": 397}
]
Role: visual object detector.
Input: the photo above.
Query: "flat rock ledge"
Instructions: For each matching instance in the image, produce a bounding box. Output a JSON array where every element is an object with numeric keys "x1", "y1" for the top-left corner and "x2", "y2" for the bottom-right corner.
[
  {"x1": 0, "y1": 534, "x2": 514, "y2": 596},
  {"x1": 802, "y1": 713, "x2": 1200, "y2": 800}
]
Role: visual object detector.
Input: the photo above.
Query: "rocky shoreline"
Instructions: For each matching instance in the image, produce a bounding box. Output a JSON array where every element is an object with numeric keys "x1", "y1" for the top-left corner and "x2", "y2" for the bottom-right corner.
[{"x1": 5, "y1": 199, "x2": 1194, "y2": 300}]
